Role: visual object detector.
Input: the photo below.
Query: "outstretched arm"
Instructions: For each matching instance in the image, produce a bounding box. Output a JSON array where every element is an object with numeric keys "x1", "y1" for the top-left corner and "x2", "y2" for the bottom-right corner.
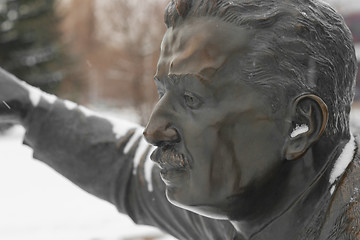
[
  {"x1": 0, "y1": 68, "x2": 35, "y2": 125},
  {"x1": 0, "y1": 67, "x2": 152, "y2": 203}
]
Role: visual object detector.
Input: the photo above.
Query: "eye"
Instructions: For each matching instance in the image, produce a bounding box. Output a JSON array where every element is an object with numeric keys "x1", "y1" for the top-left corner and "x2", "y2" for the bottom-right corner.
[{"x1": 184, "y1": 92, "x2": 202, "y2": 109}]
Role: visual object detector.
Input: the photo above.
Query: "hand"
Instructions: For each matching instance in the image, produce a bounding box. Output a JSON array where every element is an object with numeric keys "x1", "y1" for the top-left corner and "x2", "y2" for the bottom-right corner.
[{"x1": 0, "y1": 68, "x2": 35, "y2": 124}]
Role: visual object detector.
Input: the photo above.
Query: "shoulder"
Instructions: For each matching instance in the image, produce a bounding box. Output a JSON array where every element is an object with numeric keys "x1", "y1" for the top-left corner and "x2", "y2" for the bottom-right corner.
[{"x1": 324, "y1": 139, "x2": 360, "y2": 239}]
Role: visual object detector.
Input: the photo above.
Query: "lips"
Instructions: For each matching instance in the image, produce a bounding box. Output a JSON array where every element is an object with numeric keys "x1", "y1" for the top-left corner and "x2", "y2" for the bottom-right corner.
[{"x1": 150, "y1": 146, "x2": 189, "y2": 171}]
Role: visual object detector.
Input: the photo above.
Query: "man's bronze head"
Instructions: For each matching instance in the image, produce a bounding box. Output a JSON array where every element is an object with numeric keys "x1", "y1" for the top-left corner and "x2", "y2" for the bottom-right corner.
[
  {"x1": 164, "y1": 0, "x2": 357, "y2": 137},
  {"x1": 144, "y1": 0, "x2": 357, "y2": 225}
]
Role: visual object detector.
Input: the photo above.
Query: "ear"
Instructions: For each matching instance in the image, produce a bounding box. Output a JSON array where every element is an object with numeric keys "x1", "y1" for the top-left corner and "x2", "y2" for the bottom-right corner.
[{"x1": 283, "y1": 94, "x2": 328, "y2": 160}]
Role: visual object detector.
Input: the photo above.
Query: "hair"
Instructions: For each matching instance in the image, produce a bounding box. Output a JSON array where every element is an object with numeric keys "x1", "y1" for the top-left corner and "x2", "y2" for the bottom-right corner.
[{"x1": 164, "y1": 0, "x2": 357, "y2": 137}]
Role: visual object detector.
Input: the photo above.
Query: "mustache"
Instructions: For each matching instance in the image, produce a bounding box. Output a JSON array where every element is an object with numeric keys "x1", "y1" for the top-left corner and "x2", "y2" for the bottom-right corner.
[{"x1": 150, "y1": 146, "x2": 189, "y2": 170}]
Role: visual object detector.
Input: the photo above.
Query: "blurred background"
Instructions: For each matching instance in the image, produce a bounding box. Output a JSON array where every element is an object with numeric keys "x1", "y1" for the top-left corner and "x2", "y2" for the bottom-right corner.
[
  {"x1": 0, "y1": 0, "x2": 169, "y2": 125},
  {"x1": 0, "y1": 0, "x2": 359, "y2": 240},
  {"x1": 0, "y1": 0, "x2": 359, "y2": 119}
]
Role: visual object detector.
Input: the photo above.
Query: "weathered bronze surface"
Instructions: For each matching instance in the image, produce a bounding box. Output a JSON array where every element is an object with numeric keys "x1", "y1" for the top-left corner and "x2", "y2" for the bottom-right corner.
[
  {"x1": 1, "y1": 0, "x2": 359, "y2": 239},
  {"x1": 144, "y1": 0, "x2": 359, "y2": 238}
]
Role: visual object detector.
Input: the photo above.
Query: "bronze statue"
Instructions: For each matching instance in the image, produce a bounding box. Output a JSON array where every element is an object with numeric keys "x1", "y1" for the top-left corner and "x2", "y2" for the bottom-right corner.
[{"x1": 0, "y1": 0, "x2": 359, "y2": 239}]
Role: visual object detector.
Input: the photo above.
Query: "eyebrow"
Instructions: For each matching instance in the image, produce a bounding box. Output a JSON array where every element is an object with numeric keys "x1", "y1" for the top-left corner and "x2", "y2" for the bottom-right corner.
[
  {"x1": 194, "y1": 73, "x2": 210, "y2": 83},
  {"x1": 154, "y1": 73, "x2": 209, "y2": 86},
  {"x1": 168, "y1": 74, "x2": 183, "y2": 84},
  {"x1": 154, "y1": 74, "x2": 183, "y2": 85}
]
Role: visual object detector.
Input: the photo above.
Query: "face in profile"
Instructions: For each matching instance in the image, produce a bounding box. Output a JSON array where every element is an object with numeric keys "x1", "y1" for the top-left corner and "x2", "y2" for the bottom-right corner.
[{"x1": 144, "y1": 18, "x2": 290, "y2": 219}]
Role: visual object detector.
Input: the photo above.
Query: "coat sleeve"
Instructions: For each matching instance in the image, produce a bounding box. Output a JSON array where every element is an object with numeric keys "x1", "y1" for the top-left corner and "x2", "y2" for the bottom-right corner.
[{"x1": 23, "y1": 95, "x2": 236, "y2": 240}]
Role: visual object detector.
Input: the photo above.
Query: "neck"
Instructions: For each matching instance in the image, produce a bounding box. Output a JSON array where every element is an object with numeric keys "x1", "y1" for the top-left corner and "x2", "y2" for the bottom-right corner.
[{"x1": 230, "y1": 135, "x2": 356, "y2": 240}]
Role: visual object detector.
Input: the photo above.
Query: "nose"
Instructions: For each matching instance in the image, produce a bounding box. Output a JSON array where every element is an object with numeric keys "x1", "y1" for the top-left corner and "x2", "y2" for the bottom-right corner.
[
  {"x1": 143, "y1": 97, "x2": 180, "y2": 146},
  {"x1": 143, "y1": 123, "x2": 179, "y2": 146}
]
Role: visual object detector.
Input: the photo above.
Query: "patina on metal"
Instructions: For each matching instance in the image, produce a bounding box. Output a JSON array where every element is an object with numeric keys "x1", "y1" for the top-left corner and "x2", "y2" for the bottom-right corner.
[
  {"x1": 144, "y1": 0, "x2": 360, "y2": 239},
  {"x1": 0, "y1": 0, "x2": 359, "y2": 239}
]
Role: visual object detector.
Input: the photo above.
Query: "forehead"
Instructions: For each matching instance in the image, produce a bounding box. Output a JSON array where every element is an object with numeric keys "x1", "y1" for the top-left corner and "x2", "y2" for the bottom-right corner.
[{"x1": 156, "y1": 17, "x2": 252, "y2": 80}]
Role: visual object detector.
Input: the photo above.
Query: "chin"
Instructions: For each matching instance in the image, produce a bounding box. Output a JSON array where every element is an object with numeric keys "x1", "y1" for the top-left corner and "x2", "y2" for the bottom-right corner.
[{"x1": 165, "y1": 188, "x2": 229, "y2": 220}]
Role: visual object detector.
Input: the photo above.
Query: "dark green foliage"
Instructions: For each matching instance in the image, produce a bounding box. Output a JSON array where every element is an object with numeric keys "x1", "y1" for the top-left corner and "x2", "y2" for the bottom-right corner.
[{"x1": 0, "y1": 0, "x2": 67, "y2": 93}]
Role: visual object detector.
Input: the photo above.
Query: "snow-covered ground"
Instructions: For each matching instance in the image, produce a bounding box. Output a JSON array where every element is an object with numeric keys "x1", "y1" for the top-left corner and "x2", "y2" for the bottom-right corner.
[{"x1": 0, "y1": 109, "x2": 175, "y2": 240}]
